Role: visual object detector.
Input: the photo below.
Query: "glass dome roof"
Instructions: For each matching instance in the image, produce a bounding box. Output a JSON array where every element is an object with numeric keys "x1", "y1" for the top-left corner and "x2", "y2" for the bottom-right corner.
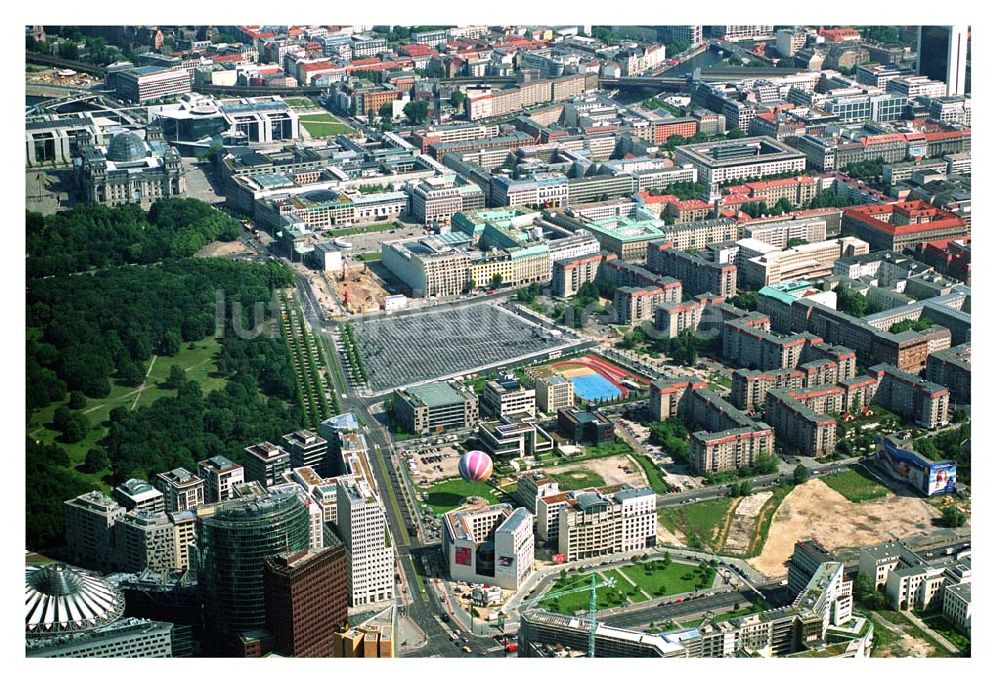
[{"x1": 106, "y1": 131, "x2": 148, "y2": 163}]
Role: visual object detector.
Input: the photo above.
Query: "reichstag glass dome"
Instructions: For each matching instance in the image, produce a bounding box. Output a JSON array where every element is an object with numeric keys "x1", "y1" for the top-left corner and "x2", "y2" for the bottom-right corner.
[
  {"x1": 106, "y1": 131, "x2": 148, "y2": 163},
  {"x1": 25, "y1": 563, "x2": 125, "y2": 636}
]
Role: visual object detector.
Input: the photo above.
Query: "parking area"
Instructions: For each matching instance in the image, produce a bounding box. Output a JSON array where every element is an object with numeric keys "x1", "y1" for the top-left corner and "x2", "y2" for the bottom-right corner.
[
  {"x1": 402, "y1": 441, "x2": 464, "y2": 486},
  {"x1": 618, "y1": 417, "x2": 705, "y2": 491},
  {"x1": 352, "y1": 302, "x2": 571, "y2": 393}
]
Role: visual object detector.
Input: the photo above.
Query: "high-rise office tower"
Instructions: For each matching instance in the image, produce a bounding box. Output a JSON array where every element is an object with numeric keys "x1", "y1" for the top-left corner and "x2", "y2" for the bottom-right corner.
[
  {"x1": 263, "y1": 541, "x2": 349, "y2": 657},
  {"x1": 197, "y1": 491, "x2": 310, "y2": 655},
  {"x1": 917, "y1": 26, "x2": 970, "y2": 96}
]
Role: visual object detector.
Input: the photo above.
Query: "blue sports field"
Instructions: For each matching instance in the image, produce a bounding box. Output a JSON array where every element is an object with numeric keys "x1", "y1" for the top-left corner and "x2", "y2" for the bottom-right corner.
[{"x1": 571, "y1": 373, "x2": 622, "y2": 402}]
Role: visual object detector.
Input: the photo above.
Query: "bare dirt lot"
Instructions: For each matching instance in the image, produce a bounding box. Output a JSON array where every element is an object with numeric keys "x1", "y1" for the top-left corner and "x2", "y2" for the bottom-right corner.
[
  {"x1": 195, "y1": 241, "x2": 250, "y2": 258},
  {"x1": 725, "y1": 490, "x2": 773, "y2": 552},
  {"x1": 328, "y1": 267, "x2": 389, "y2": 314},
  {"x1": 749, "y1": 479, "x2": 941, "y2": 577},
  {"x1": 407, "y1": 444, "x2": 462, "y2": 486},
  {"x1": 564, "y1": 455, "x2": 650, "y2": 489}
]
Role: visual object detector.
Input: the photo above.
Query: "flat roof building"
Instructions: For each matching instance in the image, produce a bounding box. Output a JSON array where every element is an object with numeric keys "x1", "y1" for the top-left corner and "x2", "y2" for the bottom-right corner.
[{"x1": 393, "y1": 381, "x2": 479, "y2": 435}]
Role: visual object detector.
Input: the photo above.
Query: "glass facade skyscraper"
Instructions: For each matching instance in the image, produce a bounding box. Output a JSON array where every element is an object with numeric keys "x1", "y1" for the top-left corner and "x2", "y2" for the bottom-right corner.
[{"x1": 198, "y1": 492, "x2": 310, "y2": 655}]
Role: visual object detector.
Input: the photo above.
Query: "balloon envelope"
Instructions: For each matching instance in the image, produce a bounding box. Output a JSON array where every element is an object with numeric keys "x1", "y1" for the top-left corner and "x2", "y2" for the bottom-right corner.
[{"x1": 458, "y1": 450, "x2": 493, "y2": 482}]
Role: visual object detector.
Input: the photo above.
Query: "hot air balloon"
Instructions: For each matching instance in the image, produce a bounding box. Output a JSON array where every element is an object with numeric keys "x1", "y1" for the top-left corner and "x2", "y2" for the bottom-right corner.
[{"x1": 458, "y1": 450, "x2": 494, "y2": 482}]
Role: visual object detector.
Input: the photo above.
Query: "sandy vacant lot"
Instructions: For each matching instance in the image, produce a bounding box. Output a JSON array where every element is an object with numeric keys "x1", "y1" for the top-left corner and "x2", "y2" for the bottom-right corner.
[
  {"x1": 195, "y1": 241, "x2": 249, "y2": 257},
  {"x1": 725, "y1": 490, "x2": 773, "y2": 553},
  {"x1": 749, "y1": 479, "x2": 940, "y2": 577},
  {"x1": 579, "y1": 455, "x2": 649, "y2": 489}
]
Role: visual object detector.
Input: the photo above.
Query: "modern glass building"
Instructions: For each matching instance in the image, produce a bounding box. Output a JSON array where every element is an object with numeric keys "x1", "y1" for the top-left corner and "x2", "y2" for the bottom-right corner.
[{"x1": 197, "y1": 492, "x2": 310, "y2": 655}]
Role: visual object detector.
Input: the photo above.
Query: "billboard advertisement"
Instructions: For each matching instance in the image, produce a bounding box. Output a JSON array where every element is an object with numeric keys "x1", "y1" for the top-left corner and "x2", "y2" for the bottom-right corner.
[
  {"x1": 875, "y1": 435, "x2": 956, "y2": 496},
  {"x1": 551, "y1": 553, "x2": 566, "y2": 564},
  {"x1": 455, "y1": 546, "x2": 472, "y2": 566}
]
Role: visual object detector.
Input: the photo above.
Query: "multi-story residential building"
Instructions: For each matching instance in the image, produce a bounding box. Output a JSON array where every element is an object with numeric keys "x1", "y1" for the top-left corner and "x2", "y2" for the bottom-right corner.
[
  {"x1": 787, "y1": 540, "x2": 836, "y2": 598},
  {"x1": 442, "y1": 503, "x2": 534, "y2": 590},
  {"x1": 557, "y1": 408, "x2": 615, "y2": 443},
  {"x1": 282, "y1": 430, "x2": 329, "y2": 476},
  {"x1": 115, "y1": 478, "x2": 165, "y2": 513},
  {"x1": 926, "y1": 343, "x2": 970, "y2": 406},
  {"x1": 169, "y1": 510, "x2": 197, "y2": 572},
  {"x1": 535, "y1": 374, "x2": 575, "y2": 414},
  {"x1": 857, "y1": 64, "x2": 916, "y2": 90},
  {"x1": 115, "y1": 509, "x2": 177, "y2": 574},
  {"x1": 336, "y1": 476, "x2": 395, "y2": 607},
  {"x1": 551, "y1": 252, "x2": 603, "y2": 297},
  {"x1": 712, "y1": 25, "x2": 774, "y2": 41},
  {"x1": 659, "y1": 217, "x2": 743, "y2": 250},
  {"x1": 394, "y1": 381, "x2": 480, "y2": 434},
  {"x1": 408, "y1": 178, "x2": 484, "y2": 224},
  {"x1": 742, "y1": 215, "x2": 826, "y2": 249},
  {"x1": 776, "y1": 29, "x2": 808, "y2": 58},
  {"x1": 63, "y1": 491, "x2": 126, "y2": 571},
  {"x1": 942, "y1": 582, "x2": 971, "y2": 637},
  {"x1": 764, "y1": 389, "x2": 838, "y2": 456},
  {"x1": 481, "y1": 379, "x2": 536, "y2": 419},
  {"x1": 263, "y1": 544, "x2": 349, "y2": 657},
  {"x1": 868, "y1": 364, "x2": 950, "y2": 429},
  {"x1": 646, "y1": 243, "x2": 738, "y2": 298},
  {"x1": 198, "y1": 455, "x2": 245, "y2": 504},
  {"x1": 691, "y1": 425, "x2": 776, "y2": 474},
  {"x1": 613, "y1": 283, "x2": 681, "y2": 326},
  {"x1": 156, "y1": 468, "x2": 205, "y2": 513},
  {"x1": 244, "y1": 442, "x2": 291, "y2": 488},
  {"x1": 556, "y1": 486, "x2": 657, "y2": 562},
  {"x1": 653, "y1": 294, "x2": 723, "y2": 339}
]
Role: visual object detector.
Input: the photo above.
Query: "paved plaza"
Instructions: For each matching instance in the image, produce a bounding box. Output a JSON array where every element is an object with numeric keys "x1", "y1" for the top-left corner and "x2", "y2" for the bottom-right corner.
[{"x1": 352, "y1": 302, "x2": 570, "y2": 392}]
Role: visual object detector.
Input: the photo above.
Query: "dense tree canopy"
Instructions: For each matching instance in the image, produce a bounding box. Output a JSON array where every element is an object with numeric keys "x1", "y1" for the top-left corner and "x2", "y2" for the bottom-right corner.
[{"x1": 26, "y1": 198, "x2": 241, "y2": 279}]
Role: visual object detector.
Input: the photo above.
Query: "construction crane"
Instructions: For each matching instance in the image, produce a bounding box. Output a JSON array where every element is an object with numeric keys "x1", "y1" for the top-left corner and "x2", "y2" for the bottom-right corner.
[{"x1": 506, "y1": 572, "x2": 616, "y2": 657}]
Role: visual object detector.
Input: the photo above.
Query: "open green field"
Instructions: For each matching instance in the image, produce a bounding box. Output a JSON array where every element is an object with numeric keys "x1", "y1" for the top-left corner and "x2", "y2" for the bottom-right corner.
[
  {"x1": 283, "y1": 97, "x2": 317, "y2": 108},
  {"x1": 299, "y1": 112, "x2": 353, "y2": 137},
  {"x1": 357, "y1": 252, "x2": 383, "y2": 262},
  {"x1": 424, "y1": 478, "x2": 499, "y2": 514},
  {"x1": 27, "y1": 337, "x2": 229, "y2": 489},
  {"x1": 540, "y1": 571, "x2": 645, "y2": 614},
  {"x1": 821, "y1": 468, "x2": 889, "y2": 503},
  {"x1": 619, "y1": 560, "x2": 708, "y2": 598},
  {"x1": 548, "y1": 467, "x2": 607, "y2": 491},
  {"x1": 630, "y1": 453, "x2": 669, "y2": 493},
  {"x1": 658, "y1": 497, "x2": 735, "y2": 549}
]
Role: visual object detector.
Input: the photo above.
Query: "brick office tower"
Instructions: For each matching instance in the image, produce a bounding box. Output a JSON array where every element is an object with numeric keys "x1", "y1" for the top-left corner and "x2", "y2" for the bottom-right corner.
[{"x1": 264, "y1": 543, "x2": 349, "y2": 657}]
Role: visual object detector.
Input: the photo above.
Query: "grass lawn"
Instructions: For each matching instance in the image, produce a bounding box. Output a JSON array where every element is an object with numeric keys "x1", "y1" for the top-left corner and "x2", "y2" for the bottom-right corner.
[
  {"x1": 299, "y1": 112, "x2": 353, "y2": 137},
  {"x1": 540, "y1": 571, "x2": 644, "y2": 614},
  {"x1": 424, "y1": 478, "x2": 498, "y2": 514},
  {"x1": 658, "y1": 497, "x2": 735, "y2": 550},
  {"x1": 357, "y1": 252, "x2": 382, "y2": 262},
  {"x1": 283, "y1": 97, "x2": 316, "y2": 108},
  {"x1": 877, "y1": 611, "x2": 955, "y2": 657},
  {"x1": 630, "y1": 453, "x2": 669, "y2": 493},
  {"x1": 914, "y1": 612, "x2": 970, "y2": 653},
  {"x1": 548, "y1": 467, "x2": 607, "y2": 491},
  {"x1": 618, "y1": 560, "x2": 707, "y2": 598},
  {"x1": 325, "y1": 222, "x2": 400, "y2": 237},
  {"x1": 821, "y1": 468, "x2": 889, "y2": 503},
  {"x1": 27, "y1": 338, "x2": 229, "y2": 490}
]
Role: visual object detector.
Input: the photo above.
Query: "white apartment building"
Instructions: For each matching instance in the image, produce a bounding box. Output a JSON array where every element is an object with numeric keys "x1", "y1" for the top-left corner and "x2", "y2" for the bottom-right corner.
[{"x1": 115, "y1": 509, "x2": 176, "y2": 574}]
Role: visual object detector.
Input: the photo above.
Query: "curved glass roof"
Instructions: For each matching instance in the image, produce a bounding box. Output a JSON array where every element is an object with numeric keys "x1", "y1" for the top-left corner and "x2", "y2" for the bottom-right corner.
[{"x1": 25, "y1": 563, "x2": 125, "y2": 636}]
